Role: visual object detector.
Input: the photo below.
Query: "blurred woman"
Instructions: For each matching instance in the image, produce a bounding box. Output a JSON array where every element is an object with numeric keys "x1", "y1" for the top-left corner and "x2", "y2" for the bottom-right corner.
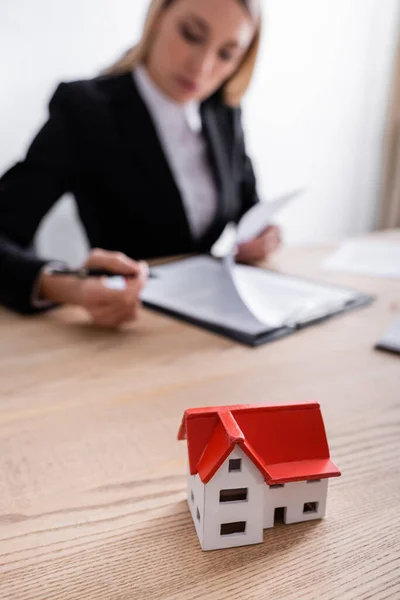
[{"x1": 0, "y1": 0, "x2": 280, "y2": 327}]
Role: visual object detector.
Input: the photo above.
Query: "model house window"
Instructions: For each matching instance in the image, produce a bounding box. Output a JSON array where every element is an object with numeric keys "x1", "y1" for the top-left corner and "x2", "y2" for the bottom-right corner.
[
  {"x1": 196, "y1": 507, "x2": 200, "y2": 521},
  {"x1": 190, "y1": 490, "x2": 194, "y2": 503},
  {"x1": 219, "y1": 488, "x2": 248, "y2": 503},
  {"x1": 220, "y1": 521, "x2": 246, "y2": 535},
  {"x1": 269, "y1": 484, "x2": 285, "y2": 489},
  {"x1": 307, "y1": 479, "x2": 321, "y2": 484},
  {"x1": 229, "y1": 458, "x2": 242, "y2": 472},
  {"x1": 303, "y1": 502, "x2": 319, "y2": 514}
]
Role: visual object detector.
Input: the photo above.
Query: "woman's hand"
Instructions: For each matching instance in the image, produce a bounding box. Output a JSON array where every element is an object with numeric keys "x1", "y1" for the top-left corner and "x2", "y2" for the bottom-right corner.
[
  {"x1": 39, "y1": 248, "x2": 148, "y2": 328},
  {"x1": 236, "y1": 225, "x2": 282, "y2": 265},
  {"x1": 79, "y1": 249, "x2": 148, "y2": 328}
]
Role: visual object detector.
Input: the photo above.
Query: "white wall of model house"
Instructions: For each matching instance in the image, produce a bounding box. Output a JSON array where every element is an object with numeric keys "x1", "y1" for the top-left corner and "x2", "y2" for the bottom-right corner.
[
  {"x1": 188, "y1": 446, "x2": 330, "y2": 551},
  {"x1": 188, "y1": 446, "x2": 264, "y2": 551},
  {"x1": 263, "y1": 478, "x2": 329, "y2": 529}
]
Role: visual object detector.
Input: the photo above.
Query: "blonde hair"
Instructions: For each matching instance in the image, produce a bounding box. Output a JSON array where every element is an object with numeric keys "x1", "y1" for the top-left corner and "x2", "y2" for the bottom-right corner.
[{"x1": 104, "y1": 0, "x2": 262, "y2": 106}]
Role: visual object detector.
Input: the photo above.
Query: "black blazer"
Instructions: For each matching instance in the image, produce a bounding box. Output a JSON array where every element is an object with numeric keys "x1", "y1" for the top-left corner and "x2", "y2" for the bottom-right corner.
[{"x1": 0, "y1": 72, "x2": 259, "y2": 313}]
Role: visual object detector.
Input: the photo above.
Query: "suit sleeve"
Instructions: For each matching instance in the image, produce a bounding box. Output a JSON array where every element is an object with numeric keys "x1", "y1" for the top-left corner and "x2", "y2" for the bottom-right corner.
[
  {"x1": 233, "y1": 107, "x2": 260, "y2": 219},
  {"x1": 0, "y1": 83, "x2": 75, "y2": 313}
]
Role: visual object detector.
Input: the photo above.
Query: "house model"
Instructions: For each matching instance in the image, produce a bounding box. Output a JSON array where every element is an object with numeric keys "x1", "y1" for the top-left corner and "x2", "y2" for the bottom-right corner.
[{"x1": 177, "y1": 402, "x2": 341, "y2": 551}]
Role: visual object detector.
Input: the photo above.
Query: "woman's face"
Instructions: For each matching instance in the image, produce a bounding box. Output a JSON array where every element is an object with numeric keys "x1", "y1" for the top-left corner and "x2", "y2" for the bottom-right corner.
[{"x1": 146, "y1": 0, "x2": 256, "y2": 103}]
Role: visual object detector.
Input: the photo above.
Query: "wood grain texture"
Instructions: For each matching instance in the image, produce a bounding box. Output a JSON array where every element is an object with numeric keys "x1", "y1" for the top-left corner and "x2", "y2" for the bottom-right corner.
[{"x1": 0, "y1": 234, "x2": 400, "y2": 600}]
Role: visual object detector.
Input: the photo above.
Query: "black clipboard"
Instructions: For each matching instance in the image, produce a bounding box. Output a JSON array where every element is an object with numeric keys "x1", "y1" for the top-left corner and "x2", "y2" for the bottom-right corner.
[{"x1": 143, "y1": 266, "x2": 374, "y2": 347}]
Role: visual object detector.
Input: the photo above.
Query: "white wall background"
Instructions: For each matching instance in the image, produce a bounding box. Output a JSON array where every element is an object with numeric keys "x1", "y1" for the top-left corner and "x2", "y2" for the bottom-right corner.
[{"x1": 0, "y1": 0, "x2": 399, "y2": 264}]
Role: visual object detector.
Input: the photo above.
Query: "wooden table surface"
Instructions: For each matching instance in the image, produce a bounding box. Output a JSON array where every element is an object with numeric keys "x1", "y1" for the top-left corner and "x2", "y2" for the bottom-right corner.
[{"x1": 0, "y1": 234, "x2": 399, "y2": 600}]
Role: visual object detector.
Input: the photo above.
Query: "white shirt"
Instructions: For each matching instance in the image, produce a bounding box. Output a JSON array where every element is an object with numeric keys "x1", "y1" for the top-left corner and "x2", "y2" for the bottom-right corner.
[{"x1": 133, "y1": 66, "x2": 218, "y2": 239}]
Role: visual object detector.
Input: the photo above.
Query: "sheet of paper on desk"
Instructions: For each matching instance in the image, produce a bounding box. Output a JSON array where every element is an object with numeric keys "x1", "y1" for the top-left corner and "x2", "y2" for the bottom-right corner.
[
  {"x1": 141, "y1": 256, "x2": 267, "y2": 335},
  {"x1": 229, "y1": 262, "x2": 358, "y2": 328},
  {"x1": 323, "y1": 240, "x2": 400, "y2": 278}
]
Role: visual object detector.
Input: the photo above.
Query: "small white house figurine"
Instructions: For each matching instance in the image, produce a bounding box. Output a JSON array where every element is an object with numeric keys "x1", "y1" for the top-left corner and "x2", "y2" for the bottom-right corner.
[{"x1": 177, "y1": 402, "x2": 341, "y2": 551}]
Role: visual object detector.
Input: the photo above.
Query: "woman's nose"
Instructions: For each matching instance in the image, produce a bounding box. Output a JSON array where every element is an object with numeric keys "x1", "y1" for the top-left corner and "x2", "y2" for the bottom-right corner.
[{"x1": 189, "y1": 50, "x2": 215, "y2": 80}]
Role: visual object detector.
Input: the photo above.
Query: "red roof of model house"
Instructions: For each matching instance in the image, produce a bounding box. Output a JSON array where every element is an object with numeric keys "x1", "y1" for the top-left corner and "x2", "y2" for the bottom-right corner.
[{"x1": 177, "y1": 403, "x2": 341, "y2": 485}]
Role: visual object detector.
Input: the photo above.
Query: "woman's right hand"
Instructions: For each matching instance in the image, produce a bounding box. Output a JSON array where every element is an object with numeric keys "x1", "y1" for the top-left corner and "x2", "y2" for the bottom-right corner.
[
  {"x1": 79, "y1": 249, "x2": 148, "y2": 328},
  {"x1": 39, "y1": 248, "x2": 149, "y2": 328}
]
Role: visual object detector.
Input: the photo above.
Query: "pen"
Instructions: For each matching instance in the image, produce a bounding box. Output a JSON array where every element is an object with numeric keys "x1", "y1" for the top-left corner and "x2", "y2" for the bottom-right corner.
[{"x1": 49, "y1": 268, "x2": 157, "y2": 279}]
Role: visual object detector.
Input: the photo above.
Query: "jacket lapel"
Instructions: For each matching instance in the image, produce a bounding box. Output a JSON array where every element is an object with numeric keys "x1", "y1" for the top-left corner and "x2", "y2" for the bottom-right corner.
[{"x1": 109, "y1": 73, "x2": 194, "y2": 249}]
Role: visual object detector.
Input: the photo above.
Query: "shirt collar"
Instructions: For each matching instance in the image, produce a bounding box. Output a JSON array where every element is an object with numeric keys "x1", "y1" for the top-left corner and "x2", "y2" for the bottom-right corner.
[{"x1": 133, "y1": 65, "x2": 202, "y2": 134}]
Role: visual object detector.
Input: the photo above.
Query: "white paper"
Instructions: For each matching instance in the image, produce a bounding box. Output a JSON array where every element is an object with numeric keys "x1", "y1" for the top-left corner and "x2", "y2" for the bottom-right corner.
[
  {"x1": 142, "y1": 255, "x2": 358, "y2": 334},
  {"x1": 141, "y1": 189, "x2": 360, "y2": 335},
  {"x1": 236, "y1": 189, "x2": 302, "y2": 246},
  {"x1": 323, "y1": 240, "x2": 400, "y2": 278},
  {"x1": 229, "y1": 261, "x2": 357, "y2": 328},
  {"x1": 141, "y1": 256, "x2": 267, "y2": 336},
  {"x1": 211, "y1": 189, "x2": 303, "y2": 258}
]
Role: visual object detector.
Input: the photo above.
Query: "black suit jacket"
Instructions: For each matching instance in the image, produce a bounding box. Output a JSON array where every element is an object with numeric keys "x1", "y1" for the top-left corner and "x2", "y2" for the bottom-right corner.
[{"x1": 0, "y1": 72, "x2": 259, "y2": 313}]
